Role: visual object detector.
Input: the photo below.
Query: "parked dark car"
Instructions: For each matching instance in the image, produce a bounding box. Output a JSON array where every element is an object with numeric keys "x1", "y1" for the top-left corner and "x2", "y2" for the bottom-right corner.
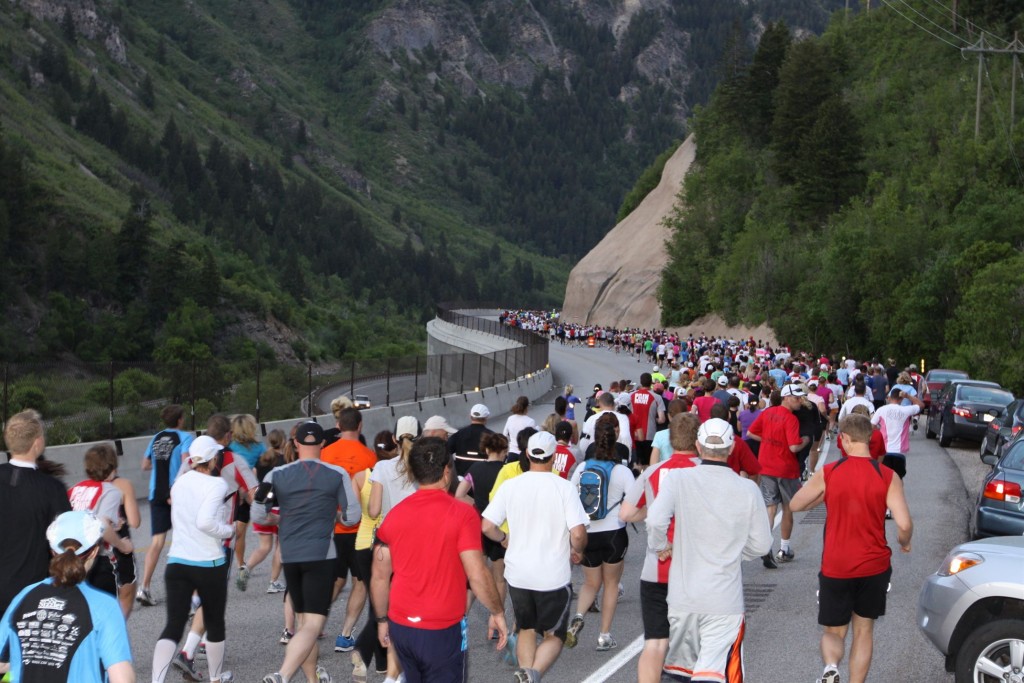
[
  {"x1": 921, "y1": 368, "x2": 969, "y2": 413},
  {"x1": 925, "y1": 380, "x2": 1013, "y2": 447},
  {"x1": 975, "y1": 438, "x2": 1024, "y2": 537},
  {"x1": 979, "y1": 398, "x2": 1024, "y2": 460},
  {"x1": 918, "y1": 535, "x2": 1024, "y2": 680}
]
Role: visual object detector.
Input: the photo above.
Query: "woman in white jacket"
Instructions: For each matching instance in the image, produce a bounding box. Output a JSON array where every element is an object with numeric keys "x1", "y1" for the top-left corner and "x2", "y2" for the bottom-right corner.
[{"x1": 150, "y1": 435, "x2": 236, "y2": 683}]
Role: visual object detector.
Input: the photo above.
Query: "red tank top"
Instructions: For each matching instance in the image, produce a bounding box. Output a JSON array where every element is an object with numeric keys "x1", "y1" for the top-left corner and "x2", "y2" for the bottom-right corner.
[{"x1": 821, "y1": 457, "x2": 894, "y2": 578}]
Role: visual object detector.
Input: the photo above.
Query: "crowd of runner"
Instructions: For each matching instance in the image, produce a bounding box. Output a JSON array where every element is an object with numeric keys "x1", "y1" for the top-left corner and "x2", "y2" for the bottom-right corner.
[{"x1": 1, "y1": 317, "x2": 926, "y2": 683}]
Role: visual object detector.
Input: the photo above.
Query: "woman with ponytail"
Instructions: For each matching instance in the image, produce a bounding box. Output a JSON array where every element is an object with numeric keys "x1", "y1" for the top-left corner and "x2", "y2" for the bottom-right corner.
[{"x1": 0, "y1": 510, "x2": 135, "y2": 683}]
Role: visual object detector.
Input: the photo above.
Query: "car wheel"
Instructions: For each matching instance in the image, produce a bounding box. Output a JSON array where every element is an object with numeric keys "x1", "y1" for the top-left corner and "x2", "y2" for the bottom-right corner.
[
  {"x1": 926, "y1": 414, "x2": 937, "y2": 439},
  {"x1": 954, "y1": 617, "x2": 1024, "y2": 683},
  {"x1": 939, "y1": 418, "x2": 952, "y2": 447},
  {"x1": 980, "y1": 437, "x2": 989, "y2": 458}
]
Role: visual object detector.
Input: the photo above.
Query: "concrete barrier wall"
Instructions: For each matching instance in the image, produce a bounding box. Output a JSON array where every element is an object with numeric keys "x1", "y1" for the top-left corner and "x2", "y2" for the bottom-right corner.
[
  {"x1": 38, "y1": 368, "x2": 552, "y2": 496},
  {"x1": 425, "y1": 318, "x2": 523, "y2": 394}
]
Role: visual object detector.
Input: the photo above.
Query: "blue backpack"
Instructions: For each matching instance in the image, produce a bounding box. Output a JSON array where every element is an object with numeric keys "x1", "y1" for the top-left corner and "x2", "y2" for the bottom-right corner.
[{"x1": 578, "y1": 460, "x2": 621, "y2": 520}]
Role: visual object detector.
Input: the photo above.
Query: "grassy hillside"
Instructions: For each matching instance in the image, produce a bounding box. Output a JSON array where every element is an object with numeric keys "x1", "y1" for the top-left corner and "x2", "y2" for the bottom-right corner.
[{"x1": 659, "y1": 2, "x2": 1024, "y2": 390}]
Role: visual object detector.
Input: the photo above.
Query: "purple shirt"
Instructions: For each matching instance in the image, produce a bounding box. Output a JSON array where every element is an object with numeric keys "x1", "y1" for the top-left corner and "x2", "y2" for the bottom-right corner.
[{"x1": 738, "y1": 408, "x2": 763, "y2": 439}]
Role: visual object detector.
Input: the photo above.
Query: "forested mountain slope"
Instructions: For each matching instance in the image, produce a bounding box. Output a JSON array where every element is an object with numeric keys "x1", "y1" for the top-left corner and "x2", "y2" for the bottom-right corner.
[
  {"x1": 658, "y1": 2, "x2": 1024, "y2": 389},
  {"x1": 0, "y1": 0, "x2": 841, "y2": 364}
]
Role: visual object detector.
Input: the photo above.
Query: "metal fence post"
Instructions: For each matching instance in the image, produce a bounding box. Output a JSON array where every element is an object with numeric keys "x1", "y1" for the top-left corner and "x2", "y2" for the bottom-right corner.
[
  {"x1": 438, "y1": 355, "x2": 444, "y2": 397},
  {"x1": 504, "y1": 348, "x2": 510, "y2": 383},
  {"x1": 190, "y1": 360, "x2": 197, "y2": 431},
  {"x1": 477, "y1": 354, "x2": 483, "y2": 391},
  {"x1": 386, "y1": 358, "x2": 391, "y2": 406},
  {"x1": 307, "y1": 364, "x2": 313, "y2": 418},
  {"x1": 414, "y1": 356, "x2": 419, "y2": 401},
  {"x1": 460, "y1": 354, "x2": 466, "y2": 393},
  {"x1": 108, "y1": 361, "x2": 115, "y2": 439},
  {"x1": 255, "y1": 358, "x2": 261, "y2": 424},
  {"x1": 350, "y1": 360, "x2": 355, "y2": 400}
]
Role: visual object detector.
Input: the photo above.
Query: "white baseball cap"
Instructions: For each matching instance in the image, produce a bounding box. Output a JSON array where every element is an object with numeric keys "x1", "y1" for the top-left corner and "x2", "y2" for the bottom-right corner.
[
  {"x1": 717, "y1": 375, "x2": 729, "y2": 386},
  {"x1": 424, "y1": 415, "x2": 457, "y2": 435},
  {"x1": 781, "y1": 384, "x2": 806, "y2": 398},
  {"x1": 527, "y1": 431, "x2": 557, "y2": 460},
  {"x1": 470, "y1": 403, "x2": 491, "y2": 419},
  {"x1": 47, "y1": 510, "x2": 105, "y2": 555},
  {"x1": 189, "y1": 435, "x2": 224, "y2": 465},
  {"x1": 698, "y1": 418, "x2": 735, "y2": 449}
]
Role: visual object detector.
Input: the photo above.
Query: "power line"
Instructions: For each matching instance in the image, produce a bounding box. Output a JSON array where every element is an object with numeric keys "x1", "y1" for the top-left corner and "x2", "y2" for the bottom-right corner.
[
  {"x1": 982, "y1": 59, "x2": 1024, "y2": 185},
  {"x1": 878, "y1": 0, "x2": 966, "y2": 50},
  {"x1": 890, "y1": 0, "x2": 968, "y2": 47},
  {"x1": 915, "y1": 0, "x2": 1007, "y2": 43}
]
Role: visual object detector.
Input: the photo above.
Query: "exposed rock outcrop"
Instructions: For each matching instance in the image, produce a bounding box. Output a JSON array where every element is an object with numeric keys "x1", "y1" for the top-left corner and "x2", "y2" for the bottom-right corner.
[
  {"x1": 562, "y1": 133, "x2": 777, "y2": 343},
  {"x1": 561, "y1": 134, "x2": 695, "y2": 330},
  {"x1": 15, "y1": 0, "x2": 127, "y2": 64}
]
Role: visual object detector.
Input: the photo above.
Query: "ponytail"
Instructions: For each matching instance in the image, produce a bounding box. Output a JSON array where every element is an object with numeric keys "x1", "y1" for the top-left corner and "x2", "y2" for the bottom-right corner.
[{"x1": 49, "y1": 541, "x2": 89, "y2": 587}]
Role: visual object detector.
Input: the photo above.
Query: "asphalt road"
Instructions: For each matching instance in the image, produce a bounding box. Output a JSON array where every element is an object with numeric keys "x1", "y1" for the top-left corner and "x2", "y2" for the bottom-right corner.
[{"x1": 122, "y1": 341, "x2": 990, "y2": 683}]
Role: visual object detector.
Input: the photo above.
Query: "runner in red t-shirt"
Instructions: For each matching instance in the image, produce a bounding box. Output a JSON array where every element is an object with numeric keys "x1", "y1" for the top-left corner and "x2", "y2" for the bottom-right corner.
[
  {"x1": 746, "y1": 385, "x2": 806, "y2": 568},
  {"x1": 791, "y1": 414, "x2": 912, "y2": 683},
  {"x1": 552, "y1": 422, "x2": 578, "y2": 479}
]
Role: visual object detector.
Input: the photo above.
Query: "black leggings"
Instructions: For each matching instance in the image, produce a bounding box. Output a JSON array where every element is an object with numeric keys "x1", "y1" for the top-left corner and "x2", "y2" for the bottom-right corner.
[
  {"x1": 354, "y1": 548, "x2": 388, "y2": 670},
  {"x1": 160, "y1": 562, "x2": 229, "y2": 642}
]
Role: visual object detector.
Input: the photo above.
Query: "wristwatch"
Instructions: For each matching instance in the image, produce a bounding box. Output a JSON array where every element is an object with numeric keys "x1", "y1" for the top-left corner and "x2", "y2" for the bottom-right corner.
[{"x1": 376, "y1": 616, "x2": 389, "y2": 624}]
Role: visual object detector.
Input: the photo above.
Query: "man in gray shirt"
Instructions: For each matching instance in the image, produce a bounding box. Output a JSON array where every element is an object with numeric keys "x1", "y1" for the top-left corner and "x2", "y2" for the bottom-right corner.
[{"x1": 254, "y1": 421, "x2": 360, "y2": 683}]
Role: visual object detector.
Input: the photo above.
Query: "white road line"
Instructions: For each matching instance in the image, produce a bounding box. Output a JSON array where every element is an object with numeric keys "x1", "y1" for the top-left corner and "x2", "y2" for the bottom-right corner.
[{"x1": 579, "y1": 635, "x2": 645, "y2": 683}]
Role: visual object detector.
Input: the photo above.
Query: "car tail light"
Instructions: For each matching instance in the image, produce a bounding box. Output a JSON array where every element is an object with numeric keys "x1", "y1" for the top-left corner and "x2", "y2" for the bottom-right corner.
[
  {"x1": 990, "y1": 422, "x2": 1001, "y2": 430},
  {"x1": 952, "y1": 407, "x2": 973, "y2": 418},
  {"x1": 983, "y1": 479, "x2": 1023, "y2": 504},
  {"x1": 1013, "y1": 425, "x2": 1022, "y2": 437},
  {"x1": 938, "y1": 552, "x2": 984, "y2": 576}
]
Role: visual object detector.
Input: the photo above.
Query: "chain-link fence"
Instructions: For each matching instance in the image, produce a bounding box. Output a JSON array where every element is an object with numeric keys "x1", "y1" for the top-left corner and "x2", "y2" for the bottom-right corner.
[{"x1": 1, "y1": 305, "x2": 549, "y2": 448}]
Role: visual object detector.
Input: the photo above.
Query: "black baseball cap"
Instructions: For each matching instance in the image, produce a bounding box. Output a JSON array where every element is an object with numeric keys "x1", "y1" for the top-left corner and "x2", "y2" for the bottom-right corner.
[{"x1": 295, "y1": 421, "x2": 325, "y2": 445}]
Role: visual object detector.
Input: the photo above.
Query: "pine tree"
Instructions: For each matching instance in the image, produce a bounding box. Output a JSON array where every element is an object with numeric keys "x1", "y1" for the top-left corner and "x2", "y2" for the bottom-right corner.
[
  {"x1": 744, "y1": 22, "x2": 791, "y2": 146},
  {"x1": 115, "y1": 186, "x2": 153, "y2": 304},
  {"x1": 792, "y1": 95, "x2": 865, "y2": 222},
  {"x1": 770, "y1": 40, "x2": 836, "y2": 183},
  {"x1": 61, "y1": 9, "x2": 75, "y2": 43},
  {"x1": 140, "y1": 74, "x2": 155, "y2": 109}
]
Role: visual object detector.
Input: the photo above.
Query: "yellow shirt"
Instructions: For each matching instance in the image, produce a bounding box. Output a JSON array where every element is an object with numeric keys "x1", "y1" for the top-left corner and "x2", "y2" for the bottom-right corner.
[{"x1": 355, "y1": 469, "x2": 380, "y2": 551}]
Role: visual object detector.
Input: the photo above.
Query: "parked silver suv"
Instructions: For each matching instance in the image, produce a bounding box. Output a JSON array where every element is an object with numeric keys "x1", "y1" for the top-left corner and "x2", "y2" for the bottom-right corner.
[{"x1": 918, "y1": 536, "x2": 1024, "y2": 682}]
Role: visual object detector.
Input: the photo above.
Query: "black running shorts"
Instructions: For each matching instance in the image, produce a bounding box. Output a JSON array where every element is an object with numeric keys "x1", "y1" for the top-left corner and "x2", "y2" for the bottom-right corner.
[
  {"x1": 640, "y1": 580, "x2": 670, "y2": 640},
  {"x1": 283, "y1": 559, "x2": 335, "y2": 616},
  {"x1": 581, "y1": 528, "x2": 629, "y2": 568},
  {"x1": 509, "y1": 584, "x2": 573, "y2": 641},
  {"x1": 818, "y1": 567, "x2": 892, "y2": 626},
  {"x1": 150, "y1": 500, "x2": 172, "y2": 536},
  {"x1": 333, "y1": 533, "x2": 358, "y2": 580}
]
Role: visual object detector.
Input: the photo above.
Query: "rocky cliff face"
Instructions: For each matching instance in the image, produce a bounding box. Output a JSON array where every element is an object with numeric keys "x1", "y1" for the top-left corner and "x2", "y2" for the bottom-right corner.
[
  {"x1": 562, "y1": 134, "x2": 695, "y2": 330},
  {"x1": 562, "y1": 133, "x2": 778, "y2": 343},
  {"x1": 13, "y1": 0, "x2": 127, "y2": 63}
]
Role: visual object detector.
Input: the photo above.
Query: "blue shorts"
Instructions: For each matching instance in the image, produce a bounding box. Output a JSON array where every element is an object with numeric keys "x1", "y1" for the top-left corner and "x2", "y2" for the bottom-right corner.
[{"x1": 389, "y1": 618, "x2": 468, "y2": 683}]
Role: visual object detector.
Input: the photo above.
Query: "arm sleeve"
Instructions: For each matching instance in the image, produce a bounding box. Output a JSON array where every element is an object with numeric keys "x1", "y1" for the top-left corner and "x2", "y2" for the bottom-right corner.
[
  {"x1": 481, "y1": 484, "x2": 508, "y2": 527},
  {"x1": 197, "y1": 480, "x2": 234, "y2": 539},
  {"x1": 646, "y1": 479, "x2": 674, "y2": 552},
  {"x1": 233, "y1": 457, "x2": 258, "y2": 492},
  {"x1": 96, "y1": 590, "x2": 134, "y2": 669},
  {"x1": 336, "y1": 470, "x2": 360, "y2": 526},
  {"x1": 251, "y1": 470, "x2": 274, "y2": 525},
  {"x1": 456, "y1": 505, "x2": 483, "y2": 553}
]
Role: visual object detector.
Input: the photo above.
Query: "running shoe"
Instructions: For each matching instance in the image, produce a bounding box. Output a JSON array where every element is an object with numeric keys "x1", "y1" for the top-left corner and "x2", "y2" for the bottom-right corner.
[
  {"x1": 315, "y1": 664, "x2": 332, "y2": 683},
  {"x1": 267, "y1": 581, "x2": 286, "y2": 594},
  {"x1": 279, "y1": 629, "x2": 293, "y2": 645},
  {"x1": 136, "y1": 587, "x2": 156, "y2": 606},
  {"x1": 261, "y1": 675, "x2": 284, "y2": 683},
  {"x1": 513, "y1": 668, "x2": 539, "y2": 683},
  {"x1": 818, "y1": 667, "x2": 841, "y2": 683},
  {"x1": 173, "y1": 651, "x2": 202, "y2": 681},
  {"x1": 198, "y1": 642, "x2": 206, "y2": 657},
  {"x1": 190, "y1": 594, "x2": 202, "y2": 616},
  {"x1": 596, "y1": 634, "x2": 618, "y2": 651},
  {"x1": 235, "y1": 566, "x2": 250, "y2": 592},
  {"x1": 334, "y1": 632, "x2": 355, "y2": 652},
  {"x1": 618, "y1": 582, "x2": 625, "y2": 598},
  {"x1": 776, "y1": 548, "x2": 795, "y2": 563},
  {"x1": 218, "y1": 672, "x2": 234, "y2": 682},
  {"x1": 351, "y1": 652, "x2": 367, "y2": 678},
  {"x1": 565, "y1": 614, "x2": 585, "y2": 649},
  {"x1": 762, "y1": 552, "x2": 778, "y2": 569},
  {"x1": 587, "y1": 600, "x2": 601, "y2": 613},
  {"x1": 501, "y1": 632, "x2": 519, "y2": 668}
]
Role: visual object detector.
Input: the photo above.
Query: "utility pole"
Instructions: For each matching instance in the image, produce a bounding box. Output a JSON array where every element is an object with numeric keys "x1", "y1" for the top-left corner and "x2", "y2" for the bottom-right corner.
[{"x1": 962, "y1": 35, "x2": 1024, "y2": 140}]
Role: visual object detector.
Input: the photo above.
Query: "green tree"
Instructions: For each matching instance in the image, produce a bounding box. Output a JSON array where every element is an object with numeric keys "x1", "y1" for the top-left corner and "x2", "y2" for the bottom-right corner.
[
  {"x1": 792, "y1": 95, "x2": 864, "y2": 222},
  {"x1": 744, "y1": 21, "x2": 791, "y2": 145},
  {"x1": 770, "y1": 40, "x2": 836, "y2": 183}
]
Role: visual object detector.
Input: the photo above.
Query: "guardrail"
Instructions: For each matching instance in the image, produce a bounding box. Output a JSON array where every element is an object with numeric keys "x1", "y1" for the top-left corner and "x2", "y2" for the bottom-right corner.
[{"x1": 0, "y1": 305, "x2": 550, "y2": 449}]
